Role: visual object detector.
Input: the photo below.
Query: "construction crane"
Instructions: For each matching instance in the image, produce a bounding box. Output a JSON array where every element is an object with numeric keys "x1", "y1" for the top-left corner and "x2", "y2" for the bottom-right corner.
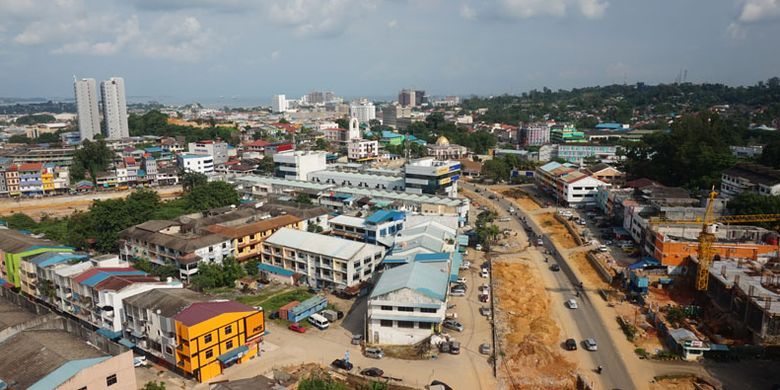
[{"x1": 650, "y1": 190, "x2": 780, "y2": 291}]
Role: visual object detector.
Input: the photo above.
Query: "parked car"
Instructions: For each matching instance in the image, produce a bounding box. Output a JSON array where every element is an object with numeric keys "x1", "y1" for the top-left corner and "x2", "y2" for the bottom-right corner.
[
  {"x1": 430, "y1": 380, "x2": 453, "y2": 390},
  {"x1": 439, "y1": 341, "x2": 450, "y2": 353},
  {"x1": 480, "y1": 306, "x2": 492, "y2": 316},
  {"x1": 351, "y1": 334, "x2": 363, "y2": 345},
  {"x1": 331, "y1": 359, "x2": 353, "y2": 370},
  {"x1": 459, "y1": 260, "x2": 471, "y2": 270},
  {"x1": 361, "y1": 367, "x2": 384, "y2": 377},
  {"x1": 598, "y1": 245, "x2": 609, "y2": 252},
  {"x1": 579, "y1": 219, "x2": 587, "y2": 225},
  {"x1": 288, "y1": 323, "x2": 307, "y2": 333},
  {"x1": 566, "y1": 299, "x2": 578, "y2": 309},
  {"x1": 478, "y1": 284, "x2": 490, "y2": 293},
  {"x1": 475, "y1": 244, "x2": 483, "y2": 251},
  {"x1": 449, "y1": 341, "x2": 461, "y2": 354},
  {"x1": 456, "y1": 277, "x2": 467, "y2": 284},
  {"x1": 365, "y1": 347, "x2": 384, "y2": 359},
  {"x1": 450, "y1": 289, "x2": 466, "y2": 297},
  {"x1": 479, "y1": 343, "x2": 492, "y2": 355},
  {"x1": 133, "y1": 356, "x2": 147, "y2": 367},
  {"x1": 479, "y1": 293, "x2": 489, "y2": 303},
  {"x1": 549, "y1": 264, "x2": 561, "y2": 271},
  {"x1": 584, "y1": 338, "x2": 598, "y2": 351},
  {"x1": 565, "y1": 338, "x2": 578, "y2": 351},
  {"x1": 443, "y1": 319, "x2": 464, "y2": 332},
  {"x1": 480, "y1": 268, "x2": 489, "y2": 278}
]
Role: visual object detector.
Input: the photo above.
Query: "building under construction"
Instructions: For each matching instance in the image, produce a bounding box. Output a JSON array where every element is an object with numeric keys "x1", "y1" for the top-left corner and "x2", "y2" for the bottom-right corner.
[{"x1": 703, "y1": 257, "x2": 780, "y2": 344}]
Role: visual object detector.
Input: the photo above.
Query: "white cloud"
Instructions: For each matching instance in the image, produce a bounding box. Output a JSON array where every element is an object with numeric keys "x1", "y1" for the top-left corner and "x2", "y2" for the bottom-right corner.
[
  {"x1": 737, "y1": 0, "x2": 780, "y2": 23},
  {"x1": 270, "y1": 50, "x2": 281, "y2": 60},
  {"x1": 387, "y1": 19, "x2": 398, "y2": 28},
  {"x1": 727, "y1": 22, "x2": 746, "y2": 39},
  {"x1": 461, "y1": 0, "x2": 608, "y2": 20},
  {"x1": 268, "y1": 0, "x2": 378, "y2": 37}
]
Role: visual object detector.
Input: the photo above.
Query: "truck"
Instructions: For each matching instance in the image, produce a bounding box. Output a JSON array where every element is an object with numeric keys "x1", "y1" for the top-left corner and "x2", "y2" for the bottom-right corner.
[{"x1": 321, "y1": 309, "x2": 339, "y2": 322}]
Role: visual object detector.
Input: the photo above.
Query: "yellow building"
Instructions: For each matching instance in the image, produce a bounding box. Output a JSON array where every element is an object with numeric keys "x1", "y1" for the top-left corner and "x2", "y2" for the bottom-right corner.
[
  {"x1": 204, "y1": 214, "x2": 303, "y2": 262},
  {"x1": 41, "y1": 167, "x2": 54, "y2": 193},
  {"x1": 174, "y1": 301, "x2": 264, "y2": 383}
]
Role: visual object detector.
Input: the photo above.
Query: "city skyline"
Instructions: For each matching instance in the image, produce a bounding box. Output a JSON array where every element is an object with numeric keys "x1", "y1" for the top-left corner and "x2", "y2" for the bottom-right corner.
[{"x1": 0, "y1": 0, "x2": 779, "y2": 99}]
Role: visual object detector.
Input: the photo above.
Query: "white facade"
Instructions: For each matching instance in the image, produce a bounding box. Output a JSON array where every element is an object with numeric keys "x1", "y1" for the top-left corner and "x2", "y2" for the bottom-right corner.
[
  {"x1": 308, "y1": 170, "x2": 404, "y2": 191},
  {"x1": 100, "y1": 77, "x2": 129, "y2": 140},
  {"x1": 349, "y1": 101, "x2": 376, "y2": 124},
  {"x1": 404, "y1": 158, "x2": 461, "y2": 197},
  {"x1": 272, "y1": 94, "x2": 287, "y2": 113},
  {"x1": 561, "y1": 176, "x2": 611, "y2": 205},
  {"x1": 74, "y1": 78, "x2": 101, "y2": 142},
  {"x1": 273, "y1": 150, "x2": 327, "y2": 180},
  {"x1": 97, "y1": 281, "x2": 182, "y2": 332},
  {"x1": 348, "y1": 139, "x2": 379, "y2": 161},
  {"x1": 177, "y1": 154, "x2": 214, "y2": 174},
  {"x1": 188, "y1": 140, "x2": 229, "y2": 165},
  {"x1": 261, "y1": 228, "x2": 385, "y2": 288}
]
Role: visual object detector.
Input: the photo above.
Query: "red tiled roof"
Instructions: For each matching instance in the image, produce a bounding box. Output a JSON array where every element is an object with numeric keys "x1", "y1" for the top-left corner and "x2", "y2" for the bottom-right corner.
[
  {"x1": 73, "y1": 267, "x2": 137, "y2": 284},
  {"x1": 174, "y1": 300, "x2": 256, "y2": 326},
  {"x1": 94, "y1": 275, "x2": 159, "y2": 291},
  {"x1": 18, "y1": 163, "x2": 43, "y2": 171},
  {"x1": 124, "y1": 157, "x2": 137, "y2": 165}
]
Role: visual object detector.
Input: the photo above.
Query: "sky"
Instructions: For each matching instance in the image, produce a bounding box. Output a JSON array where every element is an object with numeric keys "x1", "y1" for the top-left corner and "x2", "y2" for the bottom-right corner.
[{"x1": 1, "y1": 0, "x2": 780, "y2": 103}]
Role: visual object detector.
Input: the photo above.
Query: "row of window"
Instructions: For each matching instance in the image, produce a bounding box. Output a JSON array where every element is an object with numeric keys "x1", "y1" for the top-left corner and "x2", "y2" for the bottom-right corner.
[
  {"x1": 379, "y1": 320, "x2": 433, "y2": 329},
  {"x1": 77, "y1": 374, "x2": 117, "y2": 390},
  {"x1": 379, "y1": 305, "x2": 437, "y2": 313}
]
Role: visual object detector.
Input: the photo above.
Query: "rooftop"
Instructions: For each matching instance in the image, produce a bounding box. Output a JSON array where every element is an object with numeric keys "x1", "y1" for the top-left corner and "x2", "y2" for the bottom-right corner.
[
  {"x1": 174, "y1": 300, "x2": 256, "y2": 327},
  {"x1": 370, "y1": 261, "x2": 449, "y2": 302},
  {"x1": 0, "y1": 228, "x2": 67, "y2": 253},
  {"x1": 723, "y1": 162, "x2": 780, "y2": 186},
  {"x1": 265, "y1": 228, "x2": 385, "y2": 260},
  {"x1": 204, "y1": 214, "x2": 302, "y2": 239},
  {"x1": 708, "y1": 259, "x2": 780, "y2": 314},
  {"x1": 123, "y1": 288, "x2": 210, "y2": 318}
]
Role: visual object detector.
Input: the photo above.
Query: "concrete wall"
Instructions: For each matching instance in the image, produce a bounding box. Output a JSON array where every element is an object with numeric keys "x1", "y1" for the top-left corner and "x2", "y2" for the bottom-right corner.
[{"x1": 57, "y1": 351, "x2": 136, "y2": 390}]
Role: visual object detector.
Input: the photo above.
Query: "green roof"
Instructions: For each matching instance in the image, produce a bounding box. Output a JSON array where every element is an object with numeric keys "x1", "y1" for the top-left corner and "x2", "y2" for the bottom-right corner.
[{"x1": 370, "y1": 262, "x2": 449, "y2": 302}]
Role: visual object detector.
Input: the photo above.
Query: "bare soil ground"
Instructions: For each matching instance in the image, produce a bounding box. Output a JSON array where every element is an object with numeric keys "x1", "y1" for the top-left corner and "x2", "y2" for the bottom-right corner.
[
  {"x1": 650, "y1": 375, "x2": 717, "y2": 390},
  {"x1": 534, "y1": 212, "x2": 578, "y2": 249},
  {"x1": 0, "y1": 186, "x2": 182, "y2": 220},
  {"x1": 500, "y1": 188, "x2": 542, "y2": 211},
  {"x1": 569, "y1": 252, "x2": 609, "y2": 290},
  {"x1": 493, "y1": 260, "x2": 577, "y2": 389}
]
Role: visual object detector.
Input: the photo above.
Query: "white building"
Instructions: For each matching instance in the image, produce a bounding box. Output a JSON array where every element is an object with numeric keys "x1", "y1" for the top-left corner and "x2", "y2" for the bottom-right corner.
[
  {"x1": 100, "y1": 77, "x2": 129, "y2": 140},
  {"x1": 350, "y1": 101, "x2": 376, "y2": 124},
  {"x1": 534, "y1": 161, "x2": 611, "y2": 207},
  {"x1": 367, "y1": 261, "x2": 449, "y2": 345},
  {"x1": 721, "y1": 163, "x2": 780, "y2": 198},
  {"x1": 348, "y1": 139, "x2": 379, "y2": 161},
  {"x1": 74, "y1": 77, "x2": 101, "y2": 142},
  {"x1": 272, "y1": 94, "x2": 287, "y2": 113},
  {"x1": 177, "y1": 153, "x2": 214, "y2": 174},
  {"x1": 91, "y1": 276, "x2": 182, "y2": 332},
  {"x1": 273, "y1": 150, "x2": 327, "y2": 180},
  {"x1": 404, "y1": 158, "x2": 461, "y2": 197},
  {"x1": 261, "y1": 228, "x2": 385, "y2": 288},
  {"x1": 188, "y1": 140, "x2": 229, "y2": 165},
  {"x1": 308, "y1": 170, "x2": 405, "y2": 191}
]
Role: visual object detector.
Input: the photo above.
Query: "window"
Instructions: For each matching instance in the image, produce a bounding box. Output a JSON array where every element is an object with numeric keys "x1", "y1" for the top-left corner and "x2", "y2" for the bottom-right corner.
[
  {"x1": 397, "y1": 321, "x2": 415, "y2": 328},
  {"x1": 420, "y1": 307, "x2": 437, "y2": 313},
  {"x1": 418, "y1": 322, "x2": 429, "y2": 329},
  {"x1": 226, "y1": 340, "x2": 234, "y2": 349},
  {"x1": 397, "y1": 306, "x2": 413, "y2": 312},
  {"x1": 205, "y1": 349, "x2": 214, "y2": 359},
  {"x1": 106, "y1": 374, "x2": 118, "y2": 386},
  {"x1": 165, "y1": 346, "x2": 173, "y2": 355},
  {"x1": 225, "y1": 325, "x2": 233, "y2": 335},
  {"x1": 204, "y1": 334, "x2": 212, "y2": 343},
  {"x1": 380, "y1": 319, "x2": 393, "y2": 327},
  {"x1": 381, "y1": 305, "x2": 393, "y2": 311}
]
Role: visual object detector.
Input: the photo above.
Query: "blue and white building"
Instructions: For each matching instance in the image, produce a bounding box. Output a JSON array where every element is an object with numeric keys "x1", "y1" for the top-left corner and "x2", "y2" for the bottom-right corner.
[{"x1": 329, "y1": 210, "x2": 406, "y2": 247}]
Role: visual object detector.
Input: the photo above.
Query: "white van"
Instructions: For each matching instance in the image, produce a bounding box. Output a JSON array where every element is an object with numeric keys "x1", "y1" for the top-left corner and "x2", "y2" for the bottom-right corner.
[{"x1": 308, "y1": 313, "x2": 330, "y2": 330}]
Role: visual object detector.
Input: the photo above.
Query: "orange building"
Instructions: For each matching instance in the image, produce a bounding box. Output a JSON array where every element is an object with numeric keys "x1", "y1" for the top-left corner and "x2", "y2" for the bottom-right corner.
[
  {"x1": 174, "y1": 301, "x2": 264, "y2": 382},
  {"x1": 652, "y1": 231, "x2": 778, "y2": 267}
]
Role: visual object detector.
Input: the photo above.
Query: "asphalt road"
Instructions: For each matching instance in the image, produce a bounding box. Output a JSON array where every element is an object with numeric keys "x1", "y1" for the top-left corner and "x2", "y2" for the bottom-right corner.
[{"x1": 463, "y1": 183, "x2": 636, "y2": 390}]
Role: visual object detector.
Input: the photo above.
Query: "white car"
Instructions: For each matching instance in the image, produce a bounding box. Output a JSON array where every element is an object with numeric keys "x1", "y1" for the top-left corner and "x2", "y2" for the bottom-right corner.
[
  {"x1": 475, "y1": 244, "x2": 483, "y2": 251},
  {"x1": 456, "y1": 277, "x2": 467, "y2": 284},
  {"x1": 479, "y1": 284, "x2": 490, "y2": 293},
  {"x1": 598, "y1": 245, "x2": 609, "y2": 252},
  {"x1": 584, "y1": 338, "x2": 598, "y2": 351},
  {"x1": 459, "y1": 260, "x2": 471, "y2": 270},
  {"x1": 450, "y1": 289, "x2": 466, "y2": 297},
  {"x1": 508, "y1": 207, "x2": 515, "y2": 213},
  {"x1": 480, "y1": 268, "x2": 489, "y2": 278},
  {"x1": 133, "y1": 356, "x2": 147, "y2": 367},
  {"x1": 566, "y1": 299, "x2": 578, "y2": 309}
]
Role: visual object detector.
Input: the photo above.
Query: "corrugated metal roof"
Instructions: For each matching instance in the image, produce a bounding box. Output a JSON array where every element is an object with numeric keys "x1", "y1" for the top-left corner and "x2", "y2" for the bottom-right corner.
[
  {"x1": 27, "y1": 357, "x2": 110, "y2": 390},
  {"x1": 265, "y1": 228, "x2": 384, "y2": 260},
  {"x1": 174, "y1": 300, "x2": 256, "y2": 327},
  {"x1": 370, "y1": 262, "x2": 449, "y2": 302}
]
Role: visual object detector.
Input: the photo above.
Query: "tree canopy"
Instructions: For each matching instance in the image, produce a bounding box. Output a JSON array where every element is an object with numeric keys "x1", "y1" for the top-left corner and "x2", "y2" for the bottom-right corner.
[
  {"x1": 191, "y1": 257, "x2": 246, "y2": 290},
  {"x1": 128, "y1": 110, "x2": 240, "y2": 144},
  {"x1": 70, "y1": 139, "x2": 114, "y2": 183}
]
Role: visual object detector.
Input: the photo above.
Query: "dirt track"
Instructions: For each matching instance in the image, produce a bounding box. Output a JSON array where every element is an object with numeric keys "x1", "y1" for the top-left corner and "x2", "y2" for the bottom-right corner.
[{"x1": 0, "y1": 186, "x2": 183, "y2": 220}]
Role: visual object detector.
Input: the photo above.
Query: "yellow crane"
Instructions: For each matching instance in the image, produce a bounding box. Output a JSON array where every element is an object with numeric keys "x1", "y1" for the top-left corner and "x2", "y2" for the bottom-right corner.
[{"x1": 650, "y1": 190, "x2": 780, "y2": 291}]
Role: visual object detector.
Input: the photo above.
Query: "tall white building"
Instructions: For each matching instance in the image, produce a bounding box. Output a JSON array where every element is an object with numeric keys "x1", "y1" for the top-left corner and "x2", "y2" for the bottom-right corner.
[
  {"x1": 74, "y1": 77, "x2": 101, "y2": 142},
  {"x1": 272, "y1": 94, "x2": 287, "y2": 113},
  {"x1": 100, "y1": 77, "x2": 129, "y2": 140},
  {"x1": 273, "y1": 151, "x2": 327, "y2": 180},
  {"x1": 349, "y1": 101, "x2": 376, "y2": 124}
]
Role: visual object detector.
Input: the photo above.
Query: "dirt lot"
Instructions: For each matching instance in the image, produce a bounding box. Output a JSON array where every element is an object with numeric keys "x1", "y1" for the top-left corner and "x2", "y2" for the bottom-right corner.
[
  {"x1": 0, "y1": 186, "x2": 182, "y2": 220},
  {"x1": 534, "y1": 212, "x2": 578, "y2": 249},
  {"x1": 569, "y1": 252, "x2": 609, "y2": 290},
  {"x1": 500, "y1": 188, "x2": 542, "y2": 211},
  {"x1": 493, "y1": 260, "x2": 577, "y2": 389},
  {"x1": 650, "y1": 375, "x2": 717, "y2": 390}
]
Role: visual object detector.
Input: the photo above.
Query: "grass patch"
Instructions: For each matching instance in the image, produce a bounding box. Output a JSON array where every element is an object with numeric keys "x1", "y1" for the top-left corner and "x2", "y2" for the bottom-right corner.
[
  {"x1": 237, "y1": 288, "x2": 313, "y2": 311},
  {"x1": 204, "y1": 286, "x2": 236, "y2": 296}
]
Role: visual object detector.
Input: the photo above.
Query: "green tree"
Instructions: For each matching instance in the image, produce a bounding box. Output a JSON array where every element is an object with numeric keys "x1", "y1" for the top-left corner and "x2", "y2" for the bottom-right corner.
[
  {"x1": 314, "y1": 138, "x2": 330, "y2": 151},
  {"x1": 141, "y1": 381, "x2": 166, "y2": 390},
  {"x1": 8, "y1": 134, "x2": 32, "y2": 144},
  {"x1": 15, "y1": 114, "x2": 56, "y2": 125},
  {"x1": 4, "y1": 213, "x2": 37, "y2": 230},
  {"x1": 34, "y1": 132, "x2": 62, "y2": 144},
  {"x1": 184, "y1": 181, "x2": 240, "y2": 211},
  {"x1": 244, "y1": 259, "x2": 259, "y2": 277},
  {"x1": 181, "y1": 171, "x2": 208, "y2": 192},
  {"x1": 481, "y1": 159, "x2": 509, "y2": 182},
  {"x1": 759, "y1": 139, "x2": 780, "y2": 168},
  {"x1": 71, "y1": 139, "x2": 114, "y2": 183},
  {"x1": 295, "y1": 193, "x2": 312, "y2": 205},
  {"x1": 335, "y1": 118, "x2": 350, "y2": 129},
  {"x1": 307, "y1": 223, "x2": 324, "y2": 233},
  {"x1": 191, "y1": 257, "x2": 246, "y2": 290},
  {"x1": 727, "y1": 193, "x2": 780, "y2": 231}
]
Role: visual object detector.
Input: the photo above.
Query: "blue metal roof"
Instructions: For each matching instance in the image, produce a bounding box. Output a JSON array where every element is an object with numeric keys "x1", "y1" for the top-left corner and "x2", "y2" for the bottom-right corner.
[
  {"x1": 118, "y1": 338, "x2": 136, "y2": 348},
  {"x1": 28, "y1": 357, "x2": 110, "y2": 390},
  {"x1": 381, "y1": 131, "x2": 403, "y2": 139},
  {"x1": 365, "y1": 210, "x2": 405, "y2": 224},
  {"x1": 289, "y1": 295, "x2": 327, "y2": 315},
  {"x1": 449, "y1": 252, "x2": 463, "y2": 282},
  {"x1": 414, "y1": 252, "x2": 450, "y2": 262},
  {"x1": 382, "y1": 257, "x2": 408, "y2": 264},
  {"x1": 144, "y1": 146, "x2": 163, "y2": 153},
  {"x1": 258, "y1": 263, "x2": 294, "y2": 277},
  {"x1": 370, "y1": 262, "x2": 449, "y2": 302},
  {"x1": 29, "y1": 252, "x2": 88, "y2": 268},
  {"x1": 96, "y1": 328, "x2": 122, "y2": 340},
  {"x1": 81, "y1": 270, "x2": 146, "y2": 287},
  {"x1": 217, "y1": 345, "x2": 249, "y2": 364}
]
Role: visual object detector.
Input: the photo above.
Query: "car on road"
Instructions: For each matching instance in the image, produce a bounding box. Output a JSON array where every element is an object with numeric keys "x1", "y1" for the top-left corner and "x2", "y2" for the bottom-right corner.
[
  {"x1": 479, "y1": 343, "x2": 492, "y2": 355},
  {"x1": 443, "y1": 319, "x2": 464, "y2": 332},
  {"x1": 365, "y1": 347, "x2": 384, "y2": 359},
  {"x1": 579, "y1": 219, "x2": 587, "y2": 225},
  {"x1": 565, "y1": 338, "x2": 578, "y2": 351},
  {"x1": 449, "y1": 288, "x2": 466, "y2": 297},
  {"x1": 351, "y1": 334, "x2": 363, "y2": 345},
  {"x1": 536, "y1": 238, "x2": 544, "y2": 245},
  {"x1": 480, "y1": 268, "x2": 489, "y2": 278},
  {"x1": 488, "y1": 194, "x2": 496, "y2": 200},
  {"x1": 508, "y1": 207, "x2": 515, "y2": 213},
  {"x1": 430, "y1": 380, "x2": 453, "y2": 390},
  {"x1": 549, "y1": 264, "x2": 561, "y2": 271},
  {"x1": 475, "y1": 244, "x2": 483, "y2": 251},
  {"x1": 288, "y1": 322, "x2": 307, "y2": 333},
  {"x1": 565, "y1": 299, "x2": 578, "y2": 309},
  {"x1": 361, "y1": 367, "x2": 384, "y2": 377},
  {"x1": 598, "y1": 245, "x2": 609, "y2": 252},
  {"x1": 584, "y1": 338, "x2": 598, "y2": 351},
  {"x1": 331, "y1": 359, "x2": 353, "y2": 370}
]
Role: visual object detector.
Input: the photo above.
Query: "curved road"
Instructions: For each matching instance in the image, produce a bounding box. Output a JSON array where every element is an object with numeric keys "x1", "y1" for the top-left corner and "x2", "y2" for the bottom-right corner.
[{"x1": 463, "y1": 182, "x2": 636, "y2": 390}]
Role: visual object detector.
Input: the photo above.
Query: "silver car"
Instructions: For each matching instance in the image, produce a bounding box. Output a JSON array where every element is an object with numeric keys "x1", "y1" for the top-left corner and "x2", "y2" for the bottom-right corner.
[
  {"x1": 584, "y1": 338, "x2": 598, "y2": 351},
  {"x1": 443, "y1": 319, "x2": 464, "y2": 332}
]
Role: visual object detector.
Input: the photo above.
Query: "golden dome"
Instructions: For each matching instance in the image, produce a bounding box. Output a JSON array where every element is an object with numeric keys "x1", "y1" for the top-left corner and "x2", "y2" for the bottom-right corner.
[{"x1": 435, "y1": 135, "x2": 450, "y2": 145}]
